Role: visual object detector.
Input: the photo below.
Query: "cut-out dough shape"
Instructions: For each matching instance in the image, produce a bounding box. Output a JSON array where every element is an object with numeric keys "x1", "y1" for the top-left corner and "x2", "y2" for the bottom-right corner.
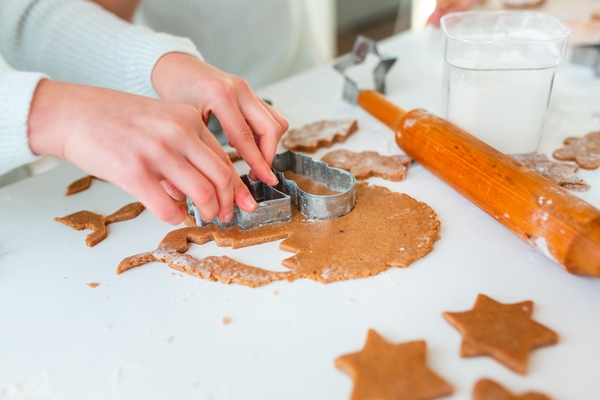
[
  {"x1": 512, "y1": 153, "x2": 589, "y2": 191},
  {"x1": 282, "y1": 119, "x2": 358, "y2": 153},
  {"x1": 118, "y1": 183, "x2": 439, "y2": 287},
  {"x1": 66, "y1": 175, "x2": 98, "y2": 195},
  {"x1": 443, "y1": 294, "x2": 558, "y2": 375},
  {"x1": 552, "y1": 131, "x2": 600, "y2": 170},
  {"x1": 335, "y1": 329, "x2": 453, "y2": 400},
  {"x1": 322, "y1": 149, "x2": 412, "y2": 181},
  {"x1": 55, "y1": 202, "x2": 146, "y2": 247},
  {"x1": 473, "y1": 379, "x2": 551, "y2": 400}
]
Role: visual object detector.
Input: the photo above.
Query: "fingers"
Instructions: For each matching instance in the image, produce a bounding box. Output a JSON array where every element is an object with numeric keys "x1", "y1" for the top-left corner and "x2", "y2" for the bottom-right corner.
[
  {"x1": 246, "y1": 98, "x2": 288, "y2": 167},
  {"x1": 211, "y1": 79, "x2": 287, "y2": 185},
  {"x1": 123, "y1": 172, "x2": 187, "y2": 225},
  {"x1": 216, "y1": 104, "x2": 279, "y2": 185},
  {"x1": 160, "y1": 179, "x2": 185, "y2": 201},
  {"x1": 428, "y1": 0, "x2": 477, "y2": 26},
  {"x1": 185, "y1": 123, "x2": 255, "y2": 219}
]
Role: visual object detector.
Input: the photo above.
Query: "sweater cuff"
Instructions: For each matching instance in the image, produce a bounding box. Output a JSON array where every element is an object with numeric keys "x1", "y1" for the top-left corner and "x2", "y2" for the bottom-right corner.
[
  {"x1": 121, "y1": 31, "x2": 203, "y2": 98},
  {"x1": 0, "y1": 71, "x2": 47, "y2": 175}
]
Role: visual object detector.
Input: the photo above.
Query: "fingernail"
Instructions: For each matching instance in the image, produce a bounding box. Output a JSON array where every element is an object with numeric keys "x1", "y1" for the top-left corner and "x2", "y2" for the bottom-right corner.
[
  {"x1": 245, "y1": 195, "x2": 258, "y2": 211},
  {"x1": 223, "y1": 211, "x2": 234, "y2": 222},
  {"x1": 269, "y1": 171, "x2": 278, "y2": 185}
]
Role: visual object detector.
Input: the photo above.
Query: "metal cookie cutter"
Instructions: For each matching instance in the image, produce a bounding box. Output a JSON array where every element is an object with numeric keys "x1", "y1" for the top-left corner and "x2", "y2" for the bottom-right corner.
[
  {"x1": 333, "y1": 35, "x2": 397, "y2": 104},
  {"x1": 187, "y1": 151, "x2": 356, "y2": 229},
  {"x1": 272, "y1": 150, "x2": 356, "y2": 220},
  {"x1": 572, "y1": 42, "x2": 600, "y2": 77}
]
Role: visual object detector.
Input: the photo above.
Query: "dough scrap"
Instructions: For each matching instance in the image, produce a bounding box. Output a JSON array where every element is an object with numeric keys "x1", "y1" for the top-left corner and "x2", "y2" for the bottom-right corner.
[
  {"x1": 117, "y1": 183, "x2": 440, "y2": 287},
  {"x1": 55, "y1": 202, "x2": 145, "y2": 247},
  {"x1": 335, "y1": 329, "x2": 453, "y2": 400},
  {"x1": 473, "y1": 379, "x2": 551, "y2": 400},
  {"x1": 443, "y1": 294, "x2": 558, "y2": 375},
  {"x1": 322, "y1": 149, "x2": 412, "y2": 181},
  {"x1": 552, "y1": 131, "x2": 600, "y2": 170},
  {"x1": 66, "y1": 175, "x2": 98, "y2": 195},
  {"x1": 512, "y1": 153, "x2": 589, "y2": 191},
  {"x1": 281, "y1": 119, "x2": 358, "y2": 153}
]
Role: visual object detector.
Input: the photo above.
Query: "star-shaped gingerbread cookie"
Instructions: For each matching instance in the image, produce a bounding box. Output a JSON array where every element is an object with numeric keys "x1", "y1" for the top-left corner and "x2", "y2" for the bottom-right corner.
[
  {"x1": 552, "y1": 131, "x2": 600, "y2": 170},
  {"x1": 335, "y1": 329, "x2": 453, "y2": 400},
  {"x1": 472, "y1": 378, "x2": 551, "y2": 400},
  {"x1": 443, "y1": 294, "x2": 558, "y2": 375}
]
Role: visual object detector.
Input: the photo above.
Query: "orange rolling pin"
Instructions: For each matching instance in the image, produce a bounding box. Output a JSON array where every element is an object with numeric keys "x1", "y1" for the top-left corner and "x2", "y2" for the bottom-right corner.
[{"x1": 358, "y1": 89, "x2": 600, "y2": 277}]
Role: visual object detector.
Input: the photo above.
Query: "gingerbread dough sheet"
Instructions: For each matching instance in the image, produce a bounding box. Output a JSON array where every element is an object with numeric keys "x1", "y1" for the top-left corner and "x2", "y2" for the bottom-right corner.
[{"x1": 118, "y1": 183, "x2": 440, "y2": 287}]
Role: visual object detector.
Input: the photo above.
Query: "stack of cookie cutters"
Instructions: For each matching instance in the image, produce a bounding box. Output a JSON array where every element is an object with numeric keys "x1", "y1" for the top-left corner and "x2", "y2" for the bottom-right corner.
[
  {"x1": 572, "y1": 41, "x2": 600, "y2": 77},
  {"x1": 187, "y1": 151, "x2": 356, "y2": 230}
]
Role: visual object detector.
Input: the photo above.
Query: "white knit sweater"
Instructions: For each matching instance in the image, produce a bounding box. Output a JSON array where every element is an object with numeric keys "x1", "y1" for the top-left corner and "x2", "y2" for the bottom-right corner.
[
  {"x1": 137, "y1": 0, "x2": 326, "y2": 90},
  {"x1": 0, "y1": 0, "x2": 201, "y2": 175}
]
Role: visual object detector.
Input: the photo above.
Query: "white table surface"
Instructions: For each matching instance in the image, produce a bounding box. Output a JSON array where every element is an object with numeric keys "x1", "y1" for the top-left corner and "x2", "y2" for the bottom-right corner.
[{"x1": 1, "y1": 29, "x2": 600, "y2": 400}]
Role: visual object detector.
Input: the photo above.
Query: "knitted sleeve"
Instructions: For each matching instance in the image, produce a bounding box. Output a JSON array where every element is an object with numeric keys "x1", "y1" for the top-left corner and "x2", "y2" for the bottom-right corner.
[
  {"x1": 0, "y1": 0, "x2": 203, "y2": 98},
  {"x1": 0, "y1": 66, "x2": 46, "y2": 174}
]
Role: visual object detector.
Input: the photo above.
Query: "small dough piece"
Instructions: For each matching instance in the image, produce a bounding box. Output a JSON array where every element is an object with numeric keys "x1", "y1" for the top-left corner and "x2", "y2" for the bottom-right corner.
[
  {"x1": 86, "y1": 282, "x2": 100, "y2": 289},
  {"x1": 281, "y1": 119, "x2": 358, "y2": 153},
  {"x1": 55, "y1": 202, "x2": 145, "y2": 247},
  {"x1": 552, "y1": 131, "x2": 600, "y2": 170},
  {"x1": 118, "y1": 183, "x2": 440, "y2": 287},
  {"x1": 335, "y1": 329, "x2": 453, "y2": 400},
  {"x1": 66, "y1": 175, "x2": 96, "y2": 195},
  {"x1": 443, "y1": 294, "x2": 558, "y2": 375},
  {"x1": 473, "y1": 379, "x2": 552, "y2": 400},
  {"x1": 322, "y1": 149, "x2": 412, "y2": 181},
  {"x1": 512, "y1": 153, "x2": 589, "y2": 191},
  {"x1": 54, "y1": 210, "x2": 107, "y2": 247},
  {"x1": 503, "y1": 0, "x2": 546, "y2": 8}
]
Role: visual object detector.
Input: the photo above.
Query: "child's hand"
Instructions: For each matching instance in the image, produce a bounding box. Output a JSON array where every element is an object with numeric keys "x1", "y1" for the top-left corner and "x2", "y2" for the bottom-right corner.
[
  {"x1": 151, "y1": 53, "x2": 289, "y2": 185},
  {"x1": 427, "y1": 0, "x2": 480, "y2": 27},
  {"x1": 28, "y1": 80, "x2": 257, "y2": 225}
]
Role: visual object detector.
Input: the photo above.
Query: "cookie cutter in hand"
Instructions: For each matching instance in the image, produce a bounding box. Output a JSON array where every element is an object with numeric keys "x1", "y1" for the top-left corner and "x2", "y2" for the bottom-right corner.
[
  {"x1": 333, "y1": 35, "x2": 397, "y2": 104},
  {"x1": 187, "y1": 151, "x2": 356, "y2": 229}
]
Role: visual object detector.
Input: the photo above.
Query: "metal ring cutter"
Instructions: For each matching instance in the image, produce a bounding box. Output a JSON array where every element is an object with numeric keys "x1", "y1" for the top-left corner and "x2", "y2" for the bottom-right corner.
[{"x1": 187, "y1": 151, "x2": 356, "y2": 230}]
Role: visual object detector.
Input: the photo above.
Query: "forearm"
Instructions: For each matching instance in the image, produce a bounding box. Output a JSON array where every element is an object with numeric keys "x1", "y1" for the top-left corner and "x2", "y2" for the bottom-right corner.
[{"x1": 0, "y1": 0, "x2": 201, "y2": 97}]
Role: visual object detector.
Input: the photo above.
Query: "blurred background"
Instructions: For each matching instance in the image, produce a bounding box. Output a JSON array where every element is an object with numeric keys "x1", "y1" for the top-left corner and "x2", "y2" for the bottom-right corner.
[{"x1": 2, "y1": 0, "x2": 599, "y2": 187}]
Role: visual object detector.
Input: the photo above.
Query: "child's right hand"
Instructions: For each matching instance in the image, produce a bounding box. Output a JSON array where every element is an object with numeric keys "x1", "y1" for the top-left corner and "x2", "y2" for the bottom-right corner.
[{"x1": 27, "y1": 80, "x2": 257, "y2": 225}]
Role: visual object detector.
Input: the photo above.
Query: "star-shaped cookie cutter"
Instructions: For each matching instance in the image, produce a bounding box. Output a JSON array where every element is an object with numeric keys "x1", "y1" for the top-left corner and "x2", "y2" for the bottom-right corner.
[
  {"x1": 572, "y1": 42, "x2": 600, "y2": 77},
  {"x1": 333, "y1": 35, "x2": 397, "y2": 104}
]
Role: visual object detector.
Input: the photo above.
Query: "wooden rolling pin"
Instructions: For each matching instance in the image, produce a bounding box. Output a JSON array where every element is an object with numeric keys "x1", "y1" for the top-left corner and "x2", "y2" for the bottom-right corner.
[{"x1": 358, "y1": 89, "x2": 600, "y2": 277}]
